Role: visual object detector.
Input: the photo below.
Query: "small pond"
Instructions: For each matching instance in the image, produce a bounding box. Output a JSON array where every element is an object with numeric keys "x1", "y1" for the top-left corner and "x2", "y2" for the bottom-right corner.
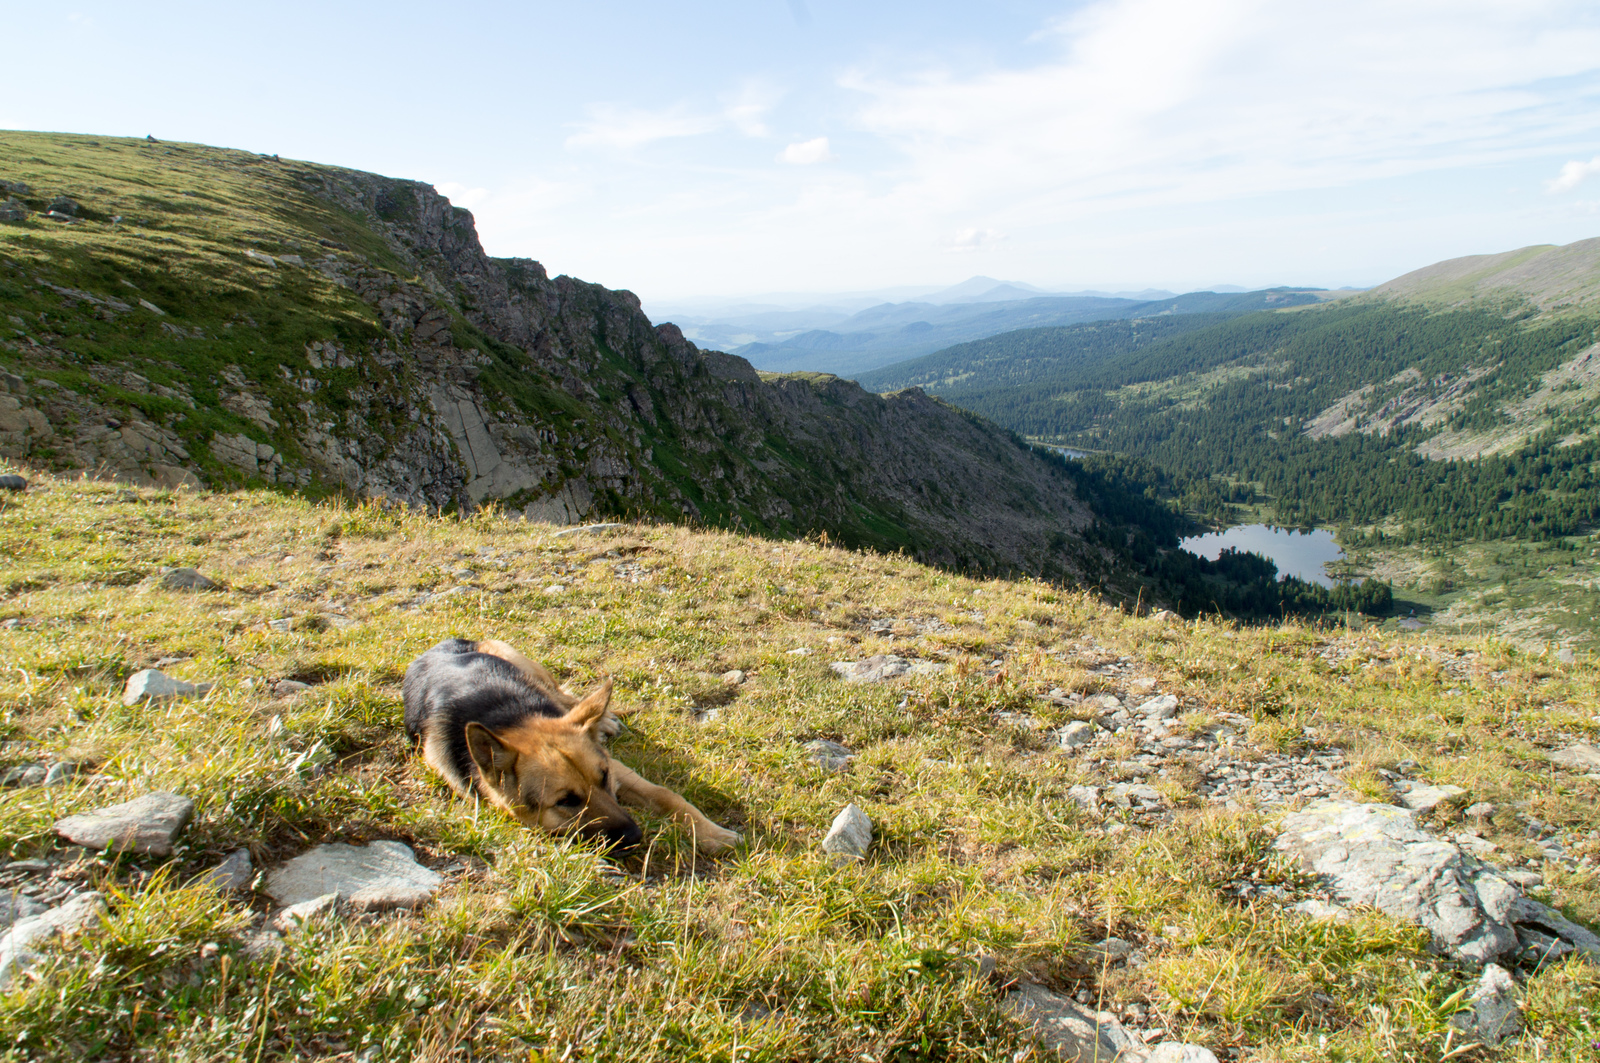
[{"x1": 1179, "y1": 524, "x2": 1345, "y2": 588}]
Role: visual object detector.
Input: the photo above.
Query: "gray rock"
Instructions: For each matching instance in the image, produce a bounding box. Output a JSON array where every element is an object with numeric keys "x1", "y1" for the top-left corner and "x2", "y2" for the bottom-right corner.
[
  {"x1": 239, "y1": 928, "x2": 285, "y2": 958},
  {"x1": 1086, "y1": 937, "x2": 1134, "y2": 965},
  {"x1": 1135, "y1": 695, "x2": 1179, "y2": 720},
  {"x1": 1508, "y1": 894, "x2": 1600, "y2": 960},
  {"x1": 274, "y1": 679, "x2": 311, "y2": 698},
  {"x1": 265, "y1": 841, "x2": 443, "y2": 911},
  {"x1": 550, "y1": 523, "x2": 627, "y2": 537},
  {"x1": 0, "y1": 893, "x2": 47, "y2": 933},
  {"x1": 0, "y1": 892, "x2": 105, "y2": 985},
  {"x1": 1067, "y1": 785, "x2": 1101, "y2": 813},
  {"x1": 1004, "y1": 983, "x2": 1144, "y2": 1062},
  {"x1": 1398, "y1": 784, "x2": 1467, "y2": 812},
  {"x1": 3, "y1": 764, "x2": 46, "y2": 788},
  {"x1": 0, "y1": 199, "x2": 30, "y2": 224},
  {"x1": 1292, "y1": 899, "x2": 1350, "y2": 922},
  {"x1": 1276, "y1": 799, "x2": 1518, "y2": 963},
  {"x1": 0, "y1": 474, "x2": 26, "y2": 491},
  {"x1": 267, "y1": 618, "x2": 293, "y2": 633},
  {"x1": 1550, "y1": 744, "x2": 1600, "y2": 772},
  {"x1": 1107, "y1": 783, "x2": 1163, "y2": 809},
  {"x1": 55, "y1": 792, "x2": 194, "y2": 856},
  {"x1": 805, "y1": 739, "x2": 854, "y2": 772},
  {"x1": 272, "y1": 892, "x2": 340, "y2": 932},
  {"x1": 1557, "y1": 647, "x2": 1576, "y2": 664},
  {"x1": 43, "y1": 762, "x2": 75, "y2": 787},
  {"x1": 829, "y1": 655, "x2": 945, "y2": 683},
  {"x1": 198, "y1": 849, "x2": 254, "y2": 892},
  {"x1": 122, "y1": 669, "x2": 212, "y2": 706},
  {"x1": 1146, "y1": 1046, "x2": 1221, "y2": 1063},
  {"x1": 719, "y1": 669, "x2": 745, "y2": 686},
  {"x1": 821, "y1": 803, "x2": 872, "y2": 860},
  {"x1": 1449, "y1": 963, "x2": 1521, "y2": 1046},
  {"x1": 1464, "y1": 802, "x2": 1496, "y2": 820},
  {"x1": 159, "y1": 567, "x2": 220, "y2": 592},
  {"x1": 1057, "y1": 721, "x2": 1096, "y2": 749}
]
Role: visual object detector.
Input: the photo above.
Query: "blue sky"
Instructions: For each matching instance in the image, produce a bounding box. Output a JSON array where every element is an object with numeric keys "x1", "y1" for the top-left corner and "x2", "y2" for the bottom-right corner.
[{"x1": 6, "y1": 1, "x2": 1600, "y2": 300}]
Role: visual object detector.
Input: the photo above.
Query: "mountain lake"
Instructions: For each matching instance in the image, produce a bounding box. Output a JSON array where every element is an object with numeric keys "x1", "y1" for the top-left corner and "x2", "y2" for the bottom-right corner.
[{"x1": 1179, "y1": 524, "x2": 1345, "y2": 587}]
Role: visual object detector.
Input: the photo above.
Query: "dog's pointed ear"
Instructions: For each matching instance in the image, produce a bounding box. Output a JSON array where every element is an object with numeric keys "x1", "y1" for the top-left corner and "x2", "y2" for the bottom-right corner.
[
  {"x1": 465, "y1": 722, "x2": 517, "y2": 781},
  {"x1": 565, "y1": 677, "x2": 613, "y2": 731}
]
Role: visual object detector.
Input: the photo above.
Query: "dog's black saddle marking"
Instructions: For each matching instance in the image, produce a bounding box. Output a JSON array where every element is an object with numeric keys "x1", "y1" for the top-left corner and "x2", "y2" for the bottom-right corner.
[{"x1": 402, "y1": 638, "x2": 566, "y2": 789}]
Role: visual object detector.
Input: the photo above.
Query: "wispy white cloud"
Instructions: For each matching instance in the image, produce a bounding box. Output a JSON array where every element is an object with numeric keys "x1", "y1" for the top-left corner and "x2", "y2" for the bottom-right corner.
[
  {"x1": 565, "y1": 103, "x2": 723, "y2": 150},
  {"x1": 1547, "y1": 156, "x2": 1600, "y2": 194},
  {"x1": 779, "y1": 136, "x2": 834, "y2": 165},
  {"x1": 948, "y1": 226, "x2": 1004, "y2": 251},
  {"x1": 841, "y1": 0, "x2": 1600, "y2": 221}
]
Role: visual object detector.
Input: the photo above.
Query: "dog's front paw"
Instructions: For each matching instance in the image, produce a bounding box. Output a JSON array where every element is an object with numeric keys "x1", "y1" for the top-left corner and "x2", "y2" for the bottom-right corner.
[
  {"x1": 597, "y1": 710, "x2": 624, "y2": 739},
  {"x1": 694, "y1": 822, "x2": 743, "y2": 854}
]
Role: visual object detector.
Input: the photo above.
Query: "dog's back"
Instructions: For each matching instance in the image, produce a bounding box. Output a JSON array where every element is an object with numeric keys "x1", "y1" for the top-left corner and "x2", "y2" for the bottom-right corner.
[{"x1": 402, "y1": 638, "x2": 565, "y2": 795}]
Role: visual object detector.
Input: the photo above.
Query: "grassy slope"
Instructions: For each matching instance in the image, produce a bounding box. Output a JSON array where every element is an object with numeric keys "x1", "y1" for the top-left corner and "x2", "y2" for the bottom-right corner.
[{"x1": 0, "y1": 470, "x2": 1598, "y2": 1061}]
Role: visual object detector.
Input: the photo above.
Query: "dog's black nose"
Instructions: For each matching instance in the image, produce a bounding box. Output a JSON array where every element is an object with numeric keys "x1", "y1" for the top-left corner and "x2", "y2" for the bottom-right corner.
[{"x1": 606, "y1": 819, "x2": 644, "y2": 852}]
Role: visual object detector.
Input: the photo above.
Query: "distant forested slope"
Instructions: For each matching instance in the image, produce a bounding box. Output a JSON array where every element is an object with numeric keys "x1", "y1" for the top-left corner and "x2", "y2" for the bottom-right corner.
[{"x1": 868, "y1": 301, "x2": 1600, "y2": 543}]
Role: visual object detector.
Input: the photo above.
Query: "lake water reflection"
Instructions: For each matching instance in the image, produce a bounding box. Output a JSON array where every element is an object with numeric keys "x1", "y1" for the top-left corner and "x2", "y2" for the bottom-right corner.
[{"x1": 1179, "y1": 524, "x2": 1344, "y2": 588}]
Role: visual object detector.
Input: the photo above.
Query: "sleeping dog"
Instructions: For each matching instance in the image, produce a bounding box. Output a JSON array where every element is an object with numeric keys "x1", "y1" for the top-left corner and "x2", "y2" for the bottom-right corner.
[{"x1": 403, "y1": 638, "x2": 742, "y2": 853}]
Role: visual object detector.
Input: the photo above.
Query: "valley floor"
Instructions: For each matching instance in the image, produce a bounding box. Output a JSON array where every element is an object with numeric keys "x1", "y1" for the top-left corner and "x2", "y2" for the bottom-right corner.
[{"x1": 0, "y1": 467, "x2": 1597, "y2": 1061}]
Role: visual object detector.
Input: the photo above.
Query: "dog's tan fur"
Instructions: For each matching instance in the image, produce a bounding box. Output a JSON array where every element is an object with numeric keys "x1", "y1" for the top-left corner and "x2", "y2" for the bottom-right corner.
[{"x1": 439, "y1": 639, "x2": 741, "y2": 853}]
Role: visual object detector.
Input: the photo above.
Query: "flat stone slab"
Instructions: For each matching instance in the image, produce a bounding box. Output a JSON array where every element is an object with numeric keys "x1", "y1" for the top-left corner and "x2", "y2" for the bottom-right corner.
[
  {"x1": 829, "y1": 655, "x2": 946, "y2": 683},
  {"x1": 0, "y1": 893, "x2": 47, "y2": 933},
  {"x1": 1273, "y1": 799, "x2": 1600, "y2": 965},
  {"x1": 265, "y1": 841, "x2": 443, "y2": 911},
  {"x1": 122, "y1": 669, "x2": 213, "y2": 706},
  {"x1": 55, "y1": 792, "x2": 194, "y2": 856},
  {"x1": 1057, "y1": 721, "x2": 1096, "y2": 749},
  {"x1": 1550, "y1": 743, "x2": 1600, "y2": 772},
  {"x1": 1398, "y1": 783, "x2": 1467, "y2": 812},
  {"x1": 821, "y1": 803, "x2": 872, "y2": 859},
  {"x1": 1004, "y1": 983, "x2": 1144, "y2": 1061},
  {"x1": 1134, "y1": 695, "x2": 1179, "y2": 719},
  {"x1": 0, "y1": 892, "x2": 104, "y2": 985}
]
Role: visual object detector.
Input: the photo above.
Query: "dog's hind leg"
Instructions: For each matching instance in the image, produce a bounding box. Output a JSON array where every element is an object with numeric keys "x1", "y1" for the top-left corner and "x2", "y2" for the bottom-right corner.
[{"x1": 611, "y1": 762, "x2": 742, "y2": 854}]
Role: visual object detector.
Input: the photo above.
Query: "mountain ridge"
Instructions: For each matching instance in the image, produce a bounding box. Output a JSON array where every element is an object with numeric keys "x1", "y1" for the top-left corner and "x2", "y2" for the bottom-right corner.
[{"x1": 0, "y1": 130, "x2": 1107, "y2": 579}]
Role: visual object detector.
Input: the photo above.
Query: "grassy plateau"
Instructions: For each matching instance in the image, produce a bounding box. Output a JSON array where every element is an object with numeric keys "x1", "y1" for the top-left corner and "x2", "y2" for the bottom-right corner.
[{"x1": 0, "y1": 467, "x2": 1597, "y2": 1061}]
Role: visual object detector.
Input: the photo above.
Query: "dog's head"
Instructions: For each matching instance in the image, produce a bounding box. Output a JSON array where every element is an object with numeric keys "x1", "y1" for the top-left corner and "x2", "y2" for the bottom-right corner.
[{"x1": 463, "y1": 677, "x2": 644, "y2": 852}]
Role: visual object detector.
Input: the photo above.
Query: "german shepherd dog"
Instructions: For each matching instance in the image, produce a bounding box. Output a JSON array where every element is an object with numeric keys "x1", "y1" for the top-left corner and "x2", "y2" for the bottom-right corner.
[{"x1": 403, "y1": 638, "x2": 742, "y2": 853}]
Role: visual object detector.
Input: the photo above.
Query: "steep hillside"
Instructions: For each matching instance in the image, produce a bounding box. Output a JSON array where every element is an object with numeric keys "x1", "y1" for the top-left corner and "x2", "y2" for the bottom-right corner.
[
  {"x1": 0, "y1": 475, "x2": 1597, "y2": 1061},
  {"x1": 0, "y1": 131, "x2": 1098, "y2": 578}
]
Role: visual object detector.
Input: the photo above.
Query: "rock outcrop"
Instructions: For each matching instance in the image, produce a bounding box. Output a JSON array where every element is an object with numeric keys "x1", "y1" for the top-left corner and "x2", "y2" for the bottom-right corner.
[{"x1": 0, "y1": 133, "x2": 1106, "y2": 579}]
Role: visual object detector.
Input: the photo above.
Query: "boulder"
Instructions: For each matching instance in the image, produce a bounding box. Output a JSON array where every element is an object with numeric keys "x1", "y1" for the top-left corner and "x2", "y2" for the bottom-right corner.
[
  {"x1": 830, "y1": 655, "x2": 945, "y2": 683},
  {"x1": 198, "y1": 849, "x2": 254, "y2": 892},
  {"x1": 1273, "y1": 799, "x2": 1600, "y2": 964},
  {"x1": 122, "y1": 669, "x2": 212, "y2": 706},
  {"x1": 265, "y1": 841, "x2": 443, "y2": 911},
  {"x1": 1134, "y1": 695, "x2": 1179, "y2": 720},
  {"x1": 0, "y1": 474, "x2": 26, "y2": 491},
  {"x1": 1004, "y1": 983, "x2": 1144, "y2": 1061},
  {"x1": 0, "y1": 892, "x2": 105, "y2": 985},
  {"x1": 1549, "y1": 744, "x2": 1600, "y2": 772},
  {"x1": 821, "y1": 804, "x2": 872, "y2": 860},
  {"x1": 0, "y1": 893, "x2": 47, "y2": 933},
  {"x1": 159, "y1": 567, "x2": 220, "y2": 592},
  {"x1": 1398, "y1": 784, "x2": 1467, "y2": 812},
  {"x1": 54, "y1": 792, "x2": 194, "y2": 856},
  {"x1": 1449, "y1": 964, "x2": 1522, "y2": 1046},
  {"x1": 805, "y1": 739, "x2": 854, "y2": 772},
  {"x1": 1057, "y1": 721, "x2": 1096, "y2": 749}
]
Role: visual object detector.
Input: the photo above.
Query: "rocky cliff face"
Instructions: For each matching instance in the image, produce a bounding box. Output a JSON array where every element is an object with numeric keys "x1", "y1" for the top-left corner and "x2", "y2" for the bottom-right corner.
[{"x1": 0, "y1": 132, "x2": 1095, "y2": 577}]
